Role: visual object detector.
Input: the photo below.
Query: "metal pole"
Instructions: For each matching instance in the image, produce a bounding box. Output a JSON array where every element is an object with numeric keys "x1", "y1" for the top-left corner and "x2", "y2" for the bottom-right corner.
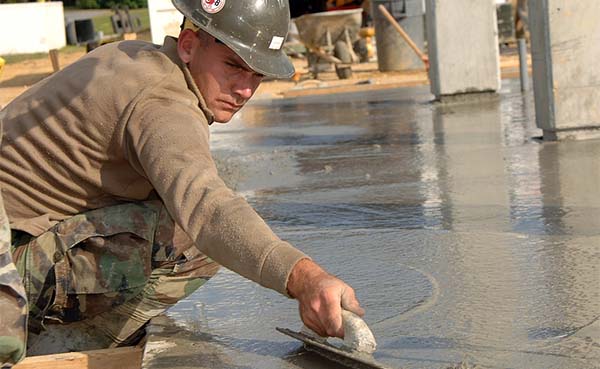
[{"x1": 518, "y1": 38, "x2": 529, "y2": 91}]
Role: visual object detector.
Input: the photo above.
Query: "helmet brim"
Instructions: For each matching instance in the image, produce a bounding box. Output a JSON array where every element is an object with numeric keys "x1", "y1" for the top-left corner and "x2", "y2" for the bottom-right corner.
[{"x1": 218, "y1": 34, "x2": 295, "y2": 79}]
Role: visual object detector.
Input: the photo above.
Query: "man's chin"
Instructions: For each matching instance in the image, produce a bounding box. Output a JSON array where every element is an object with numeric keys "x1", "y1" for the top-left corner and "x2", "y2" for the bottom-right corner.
[
  {"x1": 213, "y1": 115, "x2": 233, "y2": 123},
  {"x1": 212, "y1": 110, "x2": 235, "y2": 123}
]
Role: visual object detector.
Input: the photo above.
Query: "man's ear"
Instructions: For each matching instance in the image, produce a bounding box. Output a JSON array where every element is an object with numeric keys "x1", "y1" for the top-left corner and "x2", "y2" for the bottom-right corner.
[{"x1": 177, "y1": 29, "x2": 196, "y2": 64}]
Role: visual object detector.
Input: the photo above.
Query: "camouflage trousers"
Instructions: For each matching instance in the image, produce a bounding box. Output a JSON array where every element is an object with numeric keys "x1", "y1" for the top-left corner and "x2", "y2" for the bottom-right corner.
[
  {"x1": 0, "y1": 192, "x2": 28, "y2": 366},
  {"x1": 10, "y1": 200, "x2": 220, "y2": 351},
  {"x1": 0, "y1": 115, "x2": 29, "y2": 367}
]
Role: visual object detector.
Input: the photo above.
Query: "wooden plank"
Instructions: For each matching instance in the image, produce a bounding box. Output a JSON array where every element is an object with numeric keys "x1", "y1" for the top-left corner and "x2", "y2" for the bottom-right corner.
[
  {"x1": 49, "y1": 49, "x2": 60, "y2": 73},
  {"x1": 13, "y1": 346, "x2": 142, "y2": 369},
  {"x1": 123, "y1": 33, "x2": 137, "y2": 41}
]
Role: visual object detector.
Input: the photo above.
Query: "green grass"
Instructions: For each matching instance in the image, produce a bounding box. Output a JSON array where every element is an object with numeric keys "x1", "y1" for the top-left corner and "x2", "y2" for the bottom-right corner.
[
  {"x1": 93, "y1": 8, "x2": 150, "y2": 36},
  {"x1": 92, "y1": 13, "x2": 115, "y2": 35}
]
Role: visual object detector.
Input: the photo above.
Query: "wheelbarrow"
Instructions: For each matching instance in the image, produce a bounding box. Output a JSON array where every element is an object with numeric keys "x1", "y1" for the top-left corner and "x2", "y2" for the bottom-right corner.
[{"x1": 294, "y1": 8, "x2": 365, "y2": 79}]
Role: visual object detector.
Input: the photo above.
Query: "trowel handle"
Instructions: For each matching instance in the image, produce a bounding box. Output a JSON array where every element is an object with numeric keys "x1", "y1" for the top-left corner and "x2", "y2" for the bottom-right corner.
[
  {"x1": 341, "y1": 310, "x2": 377, "y2": 353},
  {"x1": 301, "y1": 309, "x2": 377, "y2": 354}
]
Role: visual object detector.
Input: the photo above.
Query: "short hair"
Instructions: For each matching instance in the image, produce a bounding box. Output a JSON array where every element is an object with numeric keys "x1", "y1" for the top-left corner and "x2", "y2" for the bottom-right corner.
[
  {"x1": 180, "y1": 17, "x2": 224, "y2": 44},
  {"x1": 181, "y1": 17, "x2": 199, "y2": 32}
]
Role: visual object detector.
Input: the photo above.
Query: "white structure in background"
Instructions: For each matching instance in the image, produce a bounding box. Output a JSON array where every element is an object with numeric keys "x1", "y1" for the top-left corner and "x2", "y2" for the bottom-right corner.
[
  {"x1": 529, "y1": 0, "x2": 600, "y2": 140},
  {"x1": 0, "y1": 2, "x2": 66, "y2": 55},
  {"x1": 425, "y1": 0, "x2": 501, "y2": 101},
  {"x1": 148, "y1": 0, "x2": 181, "y2": 45}
]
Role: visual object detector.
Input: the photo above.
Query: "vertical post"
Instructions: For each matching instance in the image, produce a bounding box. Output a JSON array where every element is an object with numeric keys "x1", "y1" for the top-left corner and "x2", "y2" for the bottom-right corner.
[
  {"x1": 49, "y1": 49, "x2": 60, "y2": 73},
  {"x1": 517, "y1": 38, "x2": 529, "y2": 91},
  {"x1": 529, "y1": 0, "x2": 600, "y2": 140},
  {"x1": 425, "y1": 0, "x2": 500, "y2": 101}
]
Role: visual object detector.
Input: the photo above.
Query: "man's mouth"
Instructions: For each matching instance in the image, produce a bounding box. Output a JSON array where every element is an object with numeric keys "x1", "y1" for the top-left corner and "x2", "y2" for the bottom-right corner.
[{"x1": 221, "y1": 100, "x2": 243, "y2": 111}]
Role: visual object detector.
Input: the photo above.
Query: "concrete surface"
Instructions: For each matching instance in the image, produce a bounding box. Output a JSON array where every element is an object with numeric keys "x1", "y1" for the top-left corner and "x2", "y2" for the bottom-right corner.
[
  {"x1": 529, "y1": 0, "x2": 600, "y2": 140},
  {"x1": 143, "y1": 79, "x2": 600, "y2": 369},
  {"x1": 426, "y1": 0, "x2": 501, "y2": 100}
]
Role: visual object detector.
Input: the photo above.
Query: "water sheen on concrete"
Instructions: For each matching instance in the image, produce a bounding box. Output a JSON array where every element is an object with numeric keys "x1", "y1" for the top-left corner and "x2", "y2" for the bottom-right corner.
[{"x1": 144, "y1": 80, "x2": 600, "y2": 369}]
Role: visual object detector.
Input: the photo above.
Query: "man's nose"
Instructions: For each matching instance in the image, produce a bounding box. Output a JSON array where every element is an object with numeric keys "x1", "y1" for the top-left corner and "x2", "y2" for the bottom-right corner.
[
  {"x1": 233, "y1": 74, "x2": 261, "y2": 100},
  {"x1": 234, "y1": 85, "x2": 254, "y2": 100}
]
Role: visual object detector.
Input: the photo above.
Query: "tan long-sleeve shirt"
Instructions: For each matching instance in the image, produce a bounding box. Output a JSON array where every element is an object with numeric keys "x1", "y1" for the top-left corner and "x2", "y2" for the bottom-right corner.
[{"x1": 0, "y1": 37, "x2": 306, "y2": 295}]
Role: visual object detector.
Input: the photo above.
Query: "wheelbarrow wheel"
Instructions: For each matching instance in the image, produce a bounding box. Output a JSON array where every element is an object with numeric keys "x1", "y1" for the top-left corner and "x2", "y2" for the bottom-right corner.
[
  {"x1": 334, "y1": 40, "x2": 353, "y2": 79},
  {"x1": 353, "y1": 38, "x2": 370, "y2": 63}
]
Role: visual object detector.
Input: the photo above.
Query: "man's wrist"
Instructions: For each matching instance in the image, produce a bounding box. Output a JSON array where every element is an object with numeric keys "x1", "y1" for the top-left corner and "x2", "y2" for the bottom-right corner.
[{"x1": 286, "y1": 258, "x2": 327, "y2": 299}]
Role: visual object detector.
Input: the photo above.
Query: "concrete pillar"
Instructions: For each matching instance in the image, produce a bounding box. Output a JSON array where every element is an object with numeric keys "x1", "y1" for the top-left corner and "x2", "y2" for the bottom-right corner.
[
  {"x1": 529, "y1": 0, "x2": 600, "y2": 141},
  {"x1": 425, "y1": 0, "x2": 500, "y2": 101}
]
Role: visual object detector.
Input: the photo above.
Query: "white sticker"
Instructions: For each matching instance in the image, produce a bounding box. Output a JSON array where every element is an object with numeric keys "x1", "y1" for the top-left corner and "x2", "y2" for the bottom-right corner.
[
  {"x1": 269, "y1": 36, "x2": 285, "y2": 50},
  {"x1": 202, "y1": 0, "x2": 226, "y2": 14}
]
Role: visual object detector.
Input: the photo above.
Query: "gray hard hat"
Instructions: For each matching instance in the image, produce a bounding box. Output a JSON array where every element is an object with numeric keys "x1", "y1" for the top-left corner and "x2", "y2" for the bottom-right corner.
[{"x1": 172, "y1": 0, "x2": 295, "y2": 79}]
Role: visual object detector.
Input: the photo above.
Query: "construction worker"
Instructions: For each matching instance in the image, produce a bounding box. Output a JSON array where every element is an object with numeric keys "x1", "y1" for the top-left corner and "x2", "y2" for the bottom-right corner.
[{"x1": 0, "y1": 0, "x2": 364, "y2": 364}]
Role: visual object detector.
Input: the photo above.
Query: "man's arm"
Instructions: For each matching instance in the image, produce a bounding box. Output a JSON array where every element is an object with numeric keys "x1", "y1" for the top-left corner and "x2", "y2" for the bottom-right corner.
[
  {"x1": 286, "y1": 258, "x2": 364, "y2": 338},
  {"x1": 126, "y1": 100, "x2": 308, "y2": 295},
  {"x1": 126, "y1": 100, "x2": 364, "y2": 331}
]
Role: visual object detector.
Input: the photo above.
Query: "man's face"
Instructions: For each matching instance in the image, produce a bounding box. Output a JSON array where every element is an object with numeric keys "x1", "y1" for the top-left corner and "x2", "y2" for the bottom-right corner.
[{"x1": 180, "y1": 30, "x2": 264, "y2": 123}]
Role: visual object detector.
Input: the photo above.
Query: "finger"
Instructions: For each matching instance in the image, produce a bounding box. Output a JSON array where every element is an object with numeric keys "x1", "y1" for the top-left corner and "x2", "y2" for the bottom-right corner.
[{"x1": 341, "y1": 287, "x2": 365, "y2": 317}]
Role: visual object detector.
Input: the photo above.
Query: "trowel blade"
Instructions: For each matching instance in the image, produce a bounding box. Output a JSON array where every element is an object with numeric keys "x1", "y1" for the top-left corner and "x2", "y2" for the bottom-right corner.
[{"x1": 276, "y1": 327, "x2": 394, "y2": 369}]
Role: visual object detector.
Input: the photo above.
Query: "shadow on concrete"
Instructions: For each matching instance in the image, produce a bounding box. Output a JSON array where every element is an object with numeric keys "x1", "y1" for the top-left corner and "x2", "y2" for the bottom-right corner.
[{"x1": 0, "y1": 73, "x2": 51, "y2": 88}]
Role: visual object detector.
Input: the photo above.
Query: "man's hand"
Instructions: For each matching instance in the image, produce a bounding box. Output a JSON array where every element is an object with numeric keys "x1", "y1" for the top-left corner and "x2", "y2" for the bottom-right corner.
[{"x1": 286, "y1": 258, "x2": 364, "y2": 338}]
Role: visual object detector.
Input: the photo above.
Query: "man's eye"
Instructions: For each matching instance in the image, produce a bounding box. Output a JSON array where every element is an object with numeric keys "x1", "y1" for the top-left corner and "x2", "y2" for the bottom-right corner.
[{"x1": 226, "y1": 62, "x2": 244, "y2": 71}]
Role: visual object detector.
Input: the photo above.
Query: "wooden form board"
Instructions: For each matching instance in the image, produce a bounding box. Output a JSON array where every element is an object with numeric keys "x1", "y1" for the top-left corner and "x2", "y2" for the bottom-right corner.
[{"x1": 13, "y1": 346, "x2": 142, "y2": 369}]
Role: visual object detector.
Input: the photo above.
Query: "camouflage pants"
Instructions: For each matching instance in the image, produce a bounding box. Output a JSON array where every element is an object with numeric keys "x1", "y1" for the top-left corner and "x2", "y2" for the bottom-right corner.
[
  {"x1": 0, "y1": 115, "x2": 29, "y2": 367},
  {"x1": 0, "y1": 192, "x2": 28, "y2": 366},
  {"x1": 11, "y1": 201, "x2": 219, "y2": 348}
]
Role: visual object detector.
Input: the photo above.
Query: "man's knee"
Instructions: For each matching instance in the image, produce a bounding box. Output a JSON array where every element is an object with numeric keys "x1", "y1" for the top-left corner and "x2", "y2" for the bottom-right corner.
[
  {"x1": 150, "y1": 225, "x2": 221, "y2": 306},
  {"x1": 11, "y1": 200, "x2": 219, "y2": 345}
]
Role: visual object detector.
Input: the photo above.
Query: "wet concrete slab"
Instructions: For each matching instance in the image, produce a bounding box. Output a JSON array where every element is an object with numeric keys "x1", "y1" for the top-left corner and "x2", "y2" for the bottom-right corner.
[{"x1": 143, "y1": 80, "x2": 600, "y2": 369}]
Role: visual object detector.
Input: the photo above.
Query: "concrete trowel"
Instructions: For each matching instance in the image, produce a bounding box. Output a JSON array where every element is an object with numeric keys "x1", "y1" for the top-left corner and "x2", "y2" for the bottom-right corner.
[{"x1": 277, "y1": 310, "x2": 393, "y2": 369}]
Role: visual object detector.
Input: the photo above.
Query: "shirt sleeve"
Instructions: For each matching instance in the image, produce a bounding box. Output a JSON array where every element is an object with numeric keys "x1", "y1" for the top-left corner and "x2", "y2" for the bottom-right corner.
[{"x1": 125, "y1": 97, "x2": 308, "y2": 296}]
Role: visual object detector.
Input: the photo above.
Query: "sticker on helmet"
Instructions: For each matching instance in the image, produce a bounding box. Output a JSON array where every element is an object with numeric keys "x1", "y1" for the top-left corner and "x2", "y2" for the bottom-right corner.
[
  {"x1": 269, "y1": 36, "x2": 284, "y2": 50},
  {"x1": 202, "y1": 0, "x2": 225, "y2": 14}
]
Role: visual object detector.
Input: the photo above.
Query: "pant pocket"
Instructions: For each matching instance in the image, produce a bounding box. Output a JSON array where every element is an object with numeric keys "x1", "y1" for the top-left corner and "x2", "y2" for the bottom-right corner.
[{"x1": 21, "y1": 202, "x2": 161, "y2": 330}]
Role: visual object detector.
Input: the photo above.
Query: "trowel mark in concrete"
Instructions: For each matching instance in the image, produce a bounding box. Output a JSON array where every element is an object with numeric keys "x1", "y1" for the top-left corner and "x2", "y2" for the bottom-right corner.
[{"x1": 371, "y1": 264, "x2": 440, "y2": 327}]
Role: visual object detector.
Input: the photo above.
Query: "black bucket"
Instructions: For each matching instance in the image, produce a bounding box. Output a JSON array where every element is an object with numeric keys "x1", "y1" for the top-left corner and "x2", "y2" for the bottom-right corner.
[{"x1": 74, "y1": 19, "x2": 96, "y2": 44}]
